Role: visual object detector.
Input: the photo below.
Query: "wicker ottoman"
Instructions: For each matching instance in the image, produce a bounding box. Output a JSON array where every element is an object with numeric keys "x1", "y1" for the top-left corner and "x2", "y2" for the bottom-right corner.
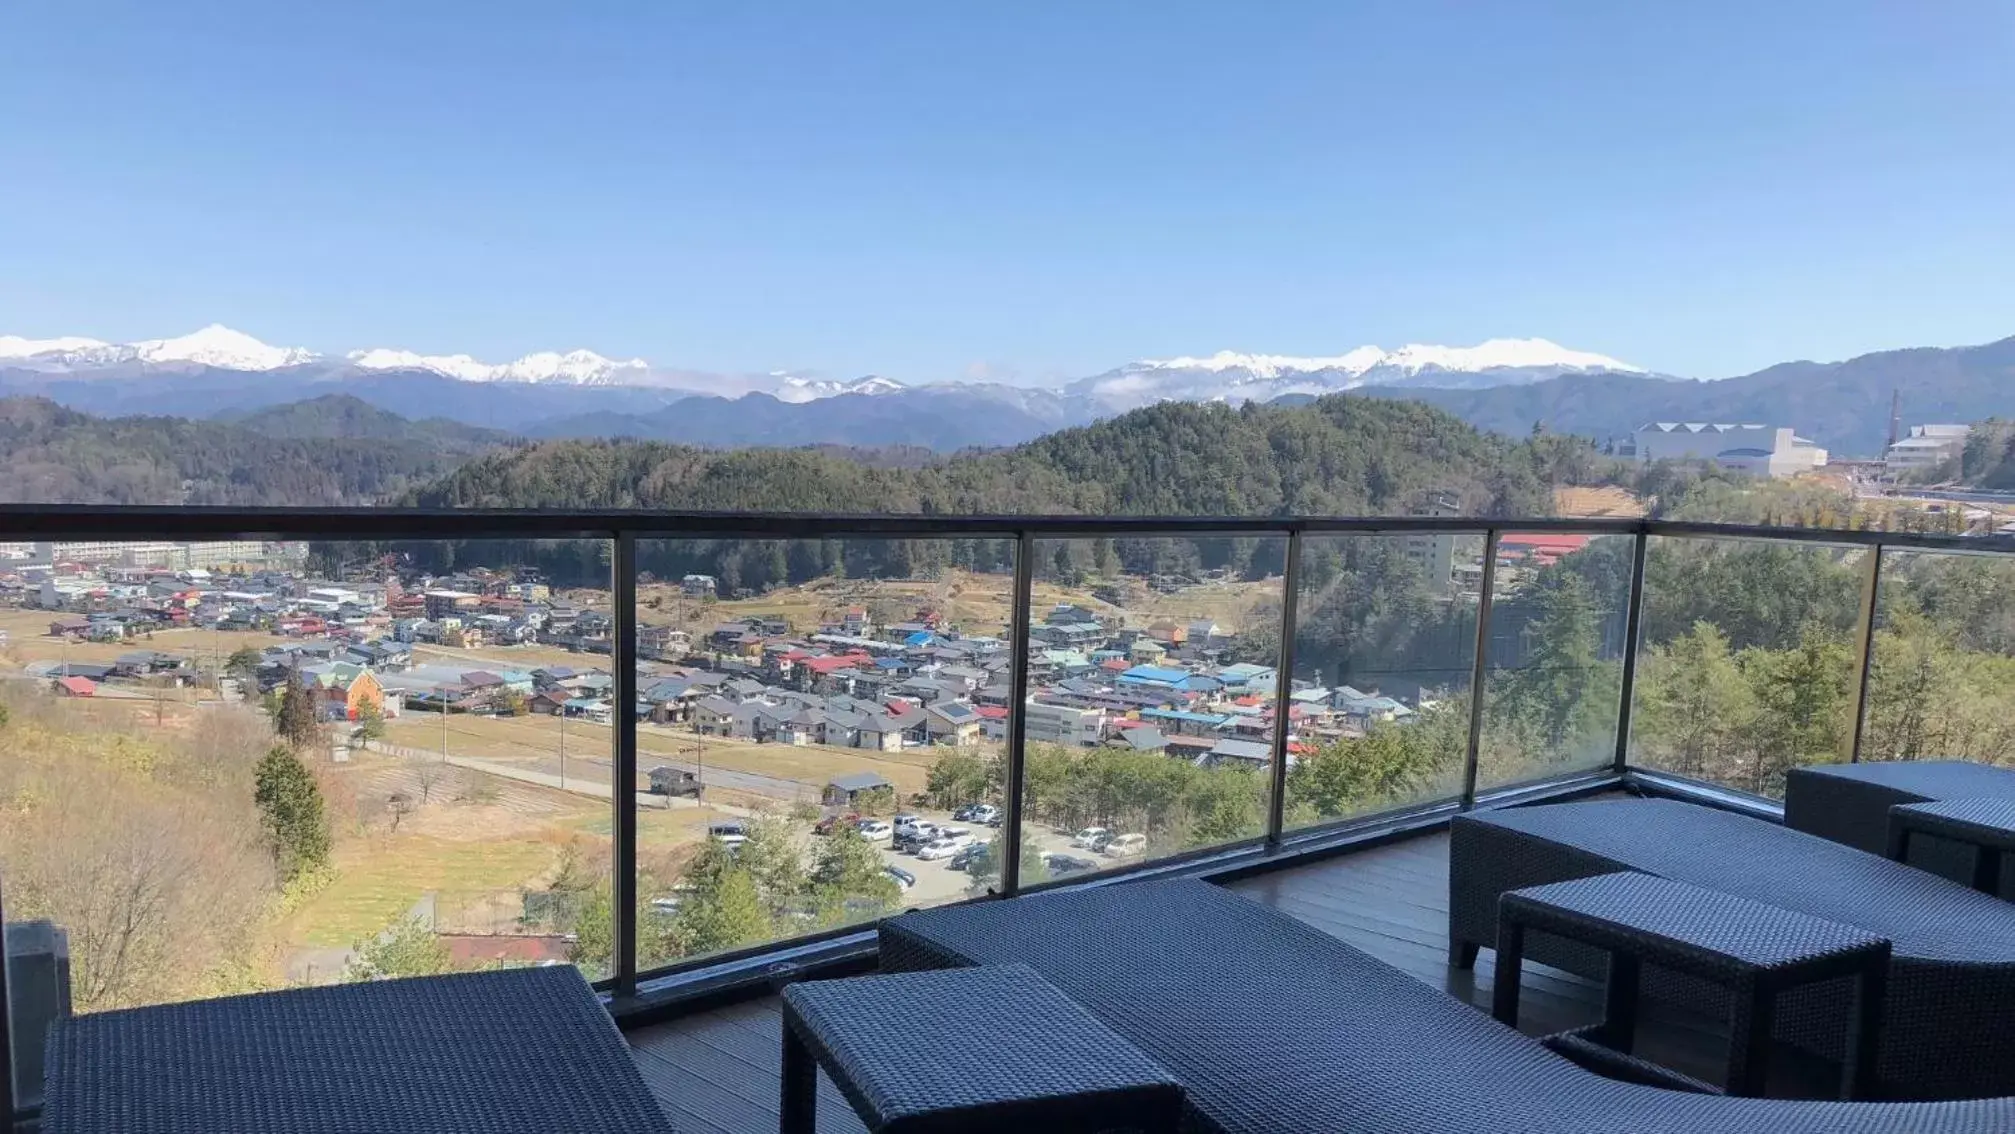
[{"x1": 780, "y1": 963, "x2": 1181, "y2": 1133}]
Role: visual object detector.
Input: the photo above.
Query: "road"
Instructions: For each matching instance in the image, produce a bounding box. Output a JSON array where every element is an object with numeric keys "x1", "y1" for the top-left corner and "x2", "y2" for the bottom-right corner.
[{"x1": 365, "y1": 738, "x2": 811, "y2": 803}]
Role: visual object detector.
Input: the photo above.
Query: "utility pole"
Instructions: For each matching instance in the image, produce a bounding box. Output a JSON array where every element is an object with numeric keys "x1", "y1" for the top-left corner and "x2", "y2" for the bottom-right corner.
[{"x1": 558, "y1": 708, "x2": 567, "y2": 790}]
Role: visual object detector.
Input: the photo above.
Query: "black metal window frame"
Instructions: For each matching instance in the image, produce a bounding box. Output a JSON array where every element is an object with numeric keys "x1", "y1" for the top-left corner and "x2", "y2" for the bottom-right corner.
[{"x1": 12, "y1": 505, "x2": 2010, "y2": 1008}]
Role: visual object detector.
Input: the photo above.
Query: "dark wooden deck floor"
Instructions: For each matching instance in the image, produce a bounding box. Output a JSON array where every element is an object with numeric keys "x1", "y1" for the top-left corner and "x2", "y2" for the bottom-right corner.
[{"x1": 626, "y1": 829, "x2": 1821, "y2": 1133}]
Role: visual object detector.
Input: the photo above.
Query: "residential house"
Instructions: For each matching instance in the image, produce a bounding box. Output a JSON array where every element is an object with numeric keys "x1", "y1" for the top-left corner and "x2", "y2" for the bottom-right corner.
[
  {"x1": 776, "y1": 708, "x2": 825, "y2": 746},
  {"x1": 1115, "y1": 724, "x2": 1170, "y2": 753},
  {"x1": 923, "y1": 700, "x2": 982, "y2": 746},
  {"x1": 1023, "y1": 701, "x2": 1105, "y2": 747},
  {"x1": 1202, "y1": 738, "x2": 1272, "y2": 769},
  {"x1": 818, "y1": 709, "x2": 867, "y2": 748},
  {"x1": 639, "y1": 624, "x2": 690, "y2": 659},
  {"x1": 1128, "y1": 638, "x2": 1169, "y2": 664},
  {"x1": 680, "y1": 574, "x2": 717, "y2": 598},
  {"x1": 692, "y1": 695, "x2": 742, "y2": 737},
  {"x1": 304, "y1": 663, "x2": 388, "y2": 722},
  {"x1": 46, "y1": 616, "x2": 91, "y2": 639},
  {"x1": 855, "y1": 712, "x2": 908, "y2": 752}
]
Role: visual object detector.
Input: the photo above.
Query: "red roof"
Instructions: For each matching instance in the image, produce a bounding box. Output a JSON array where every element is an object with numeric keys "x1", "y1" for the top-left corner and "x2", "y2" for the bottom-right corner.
[
  {"x1": 1499, "y1": 533, "x2": 1591, "y2": 554},
  {"x1": 974, "y1": 705, "x2": 1009, "y2": 720},
  {"x1": 803, "y1": 655, "x2": 868, "y2": 674},
  {"x1": 57, "y1": 676, "x2": 95, "y2": 696},
  {"x1": 1100, "y1": 658, "x2": 1129, "y2": 672}
]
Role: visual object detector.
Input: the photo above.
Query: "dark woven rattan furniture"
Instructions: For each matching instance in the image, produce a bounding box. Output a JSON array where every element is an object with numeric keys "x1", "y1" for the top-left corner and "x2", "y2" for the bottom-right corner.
[
  {"x1": 882, "y1": 876, "x2": 2015, "y2": 1132},
  {"x1": 1495, "y1": 872, "x2": 1889, "y2": 1099},
  {"x1": 779, "y1": 963, "x2": 1182, "y2": 1133},
  {"x1": 41, "y1": 966, "x2": 676, "y2": 1134},
  {"x1": 1887, "y1": 799, "x2": 2015, "y2": 895},
  {"x1": 1450, "y1": 797, "x2": 2015, "y2": 1100},
  {"x1": 1785, "y1": 761, "x2": 2015, "y2": 897}
]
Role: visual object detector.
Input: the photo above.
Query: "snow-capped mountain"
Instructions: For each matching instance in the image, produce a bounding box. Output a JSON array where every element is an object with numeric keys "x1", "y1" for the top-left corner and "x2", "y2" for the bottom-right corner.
[
  {"x1": 347, "y1": 346, "x2": 651, "y2": 386},
  {"x1": 0, "y1": 325, "x2": 1656, "y2": 428},
  {"x1": 1068, "y1": 338, "x2": 1649, "y2": 413},
  {"x1": 773, "y1": 374, "x2": 908, "y2": 404},
  {"x1": 0, "y1": 324, "x2": 319, "y2": 372}
]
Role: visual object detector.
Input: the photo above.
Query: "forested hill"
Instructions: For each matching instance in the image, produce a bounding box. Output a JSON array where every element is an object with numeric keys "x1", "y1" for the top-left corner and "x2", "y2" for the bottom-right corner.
[
  {"x1": 404, "y1": 396, "x2": 1600, "y2": 588},
  {"x1": 413, "y1": 395, "x2": 1587, "y2": 519},
  {"x1": 216, "y1": 393, "x2": 519, "y2": 455},
  {"x1": 0, "y1": 397, "x2": 482, "y2": 506}
]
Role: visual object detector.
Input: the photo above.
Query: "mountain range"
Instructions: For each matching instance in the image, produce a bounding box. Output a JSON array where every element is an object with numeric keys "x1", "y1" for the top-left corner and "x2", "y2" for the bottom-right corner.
[{"x1": 5, "y1": 324, "x2": 2014, "y2": 456}]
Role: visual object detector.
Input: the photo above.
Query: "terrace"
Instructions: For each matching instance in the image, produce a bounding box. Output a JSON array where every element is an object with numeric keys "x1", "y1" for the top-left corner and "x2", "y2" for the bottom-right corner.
[{"x1": 5, "y1": 505, "x2": 2014, "y2": 1131}]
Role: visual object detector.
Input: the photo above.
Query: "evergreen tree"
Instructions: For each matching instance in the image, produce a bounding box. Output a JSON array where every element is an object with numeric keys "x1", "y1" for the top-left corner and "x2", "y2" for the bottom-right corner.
[
  {"x1": 1631, "y1": 622, "x2": 1754, "y2": 780},
  {"x1": 254, "y1": 744, "x2": 332, "y2": 883},
  {"x1": 275, "y1": 668, "x2": 321, "y2": 749},
  {"x1": 806, "y1": 826, "x2": 901, "y2": 922},
  {"x1": 225, "y1": 646, "x2": 264, "y2": 683}
]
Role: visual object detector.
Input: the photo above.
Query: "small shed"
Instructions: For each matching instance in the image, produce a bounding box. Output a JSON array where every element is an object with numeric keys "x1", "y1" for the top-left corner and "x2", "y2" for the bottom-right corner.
[{"x1": 823, "y1": 771, "x2": 893, "y2": 808}]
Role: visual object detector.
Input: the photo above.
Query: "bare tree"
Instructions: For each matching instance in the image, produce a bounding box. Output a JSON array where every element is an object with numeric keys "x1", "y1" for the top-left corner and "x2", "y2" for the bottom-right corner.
[
  {"x1": 0, "y1": 700, "x2": 271, "y2": 1010},
  {"x1": 386, "y1": 792, "x2": 415, "y2": 833},
  {"x1": 412, "y1": 757, "x2": 449, "y2": 804}
]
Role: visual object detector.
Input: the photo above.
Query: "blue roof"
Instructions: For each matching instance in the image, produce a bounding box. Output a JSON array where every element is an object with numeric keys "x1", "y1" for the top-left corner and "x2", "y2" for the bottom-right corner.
[
  {"x1": 1119, "y1": 665, "x2": 1191, "y2": 685},
  {"x1": 905, "y1": 630, "x2": 936, "y2": 646},
  {"x1": 1141, "y1": 708, "x2": 1231, "y2": 726},
  {"x1": 1217, "y1": 663, "x2": 1274, "y2": 682}
]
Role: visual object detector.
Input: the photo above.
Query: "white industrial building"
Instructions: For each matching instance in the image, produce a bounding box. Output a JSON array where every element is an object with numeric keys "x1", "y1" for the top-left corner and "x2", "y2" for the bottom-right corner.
[
  {"x1": 1628, "y1": 423, "x2": 1827, "y2": 478},
  {"x1": 1885, "y1": 424, "x2": 1969, "y2": 474}
]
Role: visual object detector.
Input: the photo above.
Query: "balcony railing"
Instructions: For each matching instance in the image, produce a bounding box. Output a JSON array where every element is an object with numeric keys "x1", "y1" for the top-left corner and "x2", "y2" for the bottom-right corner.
[{"x1": 5, "y1": 505, "x2": 2012, "y2": 1014}]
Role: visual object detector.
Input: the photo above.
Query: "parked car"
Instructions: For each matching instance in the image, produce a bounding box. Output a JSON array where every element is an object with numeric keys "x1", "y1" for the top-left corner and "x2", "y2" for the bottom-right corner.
[
  {"x1": 1044, "y1": 853, "x2": 1099, "y2": 876},
  {"x1": 968, "y1": 803, "x2": 1001, "y2": 825},
  {"x1": 707, "y1": 821, "x2": 747, "y2": 848},
  {"x1": 1070, "y1": 826, "x2": 1110, "y2": 850},
  {"x1": 950, "y1": 843, "x2": 993, "y2": 872},
  {"x1": 856, "y1": 819, "x2": 894, "y2": 840},
  {"x1": 895, "y1": 816, "x2": 937, "y2": 839},
  {"x1": 892, "y1": 813, "x2": 923, "y2": 833},
  {"x1": 813, "y1": 812, "x2": 861, "y2": 836},
  {"x1": 882, "y1": 864, "x2": 917, "y2": 891},
  {"x1": 649, "y1": 897, "x2": 682, "y2": 917},
  {"x1": 952, "y1": 804, "x2": 980, "y2": 821},
  {"x1": 1102, "y1": 833, "x2": 1148, "y2": 858},
  {"x1": 936, "y1": 827, "x2": 974, "y2": 847},
  {"x1": 916, "y1": 837, "x2": 964, "y2": 861}
]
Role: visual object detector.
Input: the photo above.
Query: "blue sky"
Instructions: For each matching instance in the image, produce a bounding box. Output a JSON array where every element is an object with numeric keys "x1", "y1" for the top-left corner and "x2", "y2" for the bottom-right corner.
[{"x1": 3, "y1": 2, "x2": 2011, "y2": 383}]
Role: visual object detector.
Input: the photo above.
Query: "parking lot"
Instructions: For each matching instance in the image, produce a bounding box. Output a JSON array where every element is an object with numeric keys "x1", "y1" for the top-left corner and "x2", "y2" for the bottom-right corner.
[{"x1": 855, "y1": 807, "x2": 1139, "y2": 909}]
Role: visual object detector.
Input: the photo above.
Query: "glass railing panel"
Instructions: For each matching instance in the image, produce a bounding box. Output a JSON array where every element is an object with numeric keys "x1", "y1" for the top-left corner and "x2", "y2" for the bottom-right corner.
[
  {"x1": 1281, "y1": 533, "x2": 1477, "y2": 830},
  {"x1": 1017, "y1": 534, "x2": 1286, "y2": 883},
  {"x1": 629, "y1": 536, "x2": 1018, "y2": 972},
  {"x1": 0, "y1": 537, "x2": 613, "y2": 1010},
  {"x1": 1474, "y1": 532, "x2": 1633, "y2": 793},
  {"x1": 1626, "y1": 535, "x2": 1864, "y2": 797},
  {"x1": 1859, "y1": 548, "x2": 2015, "y2": 766}
]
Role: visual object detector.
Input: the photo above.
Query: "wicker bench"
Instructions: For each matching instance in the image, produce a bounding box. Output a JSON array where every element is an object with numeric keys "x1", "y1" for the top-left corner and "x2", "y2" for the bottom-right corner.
[
  {"x1": 42, "y1": 967, "x2": 676, "y2": 1134},
  {"x1": 1785, "y1": 761, "x2": 2015, "y2": 898},
  {"x1": 882, "y1": 876, "x2": 2015, "y2": 1132},
  {"x1": 1450, "y1": 797, "x2": 2015, "y2": 1100}
]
